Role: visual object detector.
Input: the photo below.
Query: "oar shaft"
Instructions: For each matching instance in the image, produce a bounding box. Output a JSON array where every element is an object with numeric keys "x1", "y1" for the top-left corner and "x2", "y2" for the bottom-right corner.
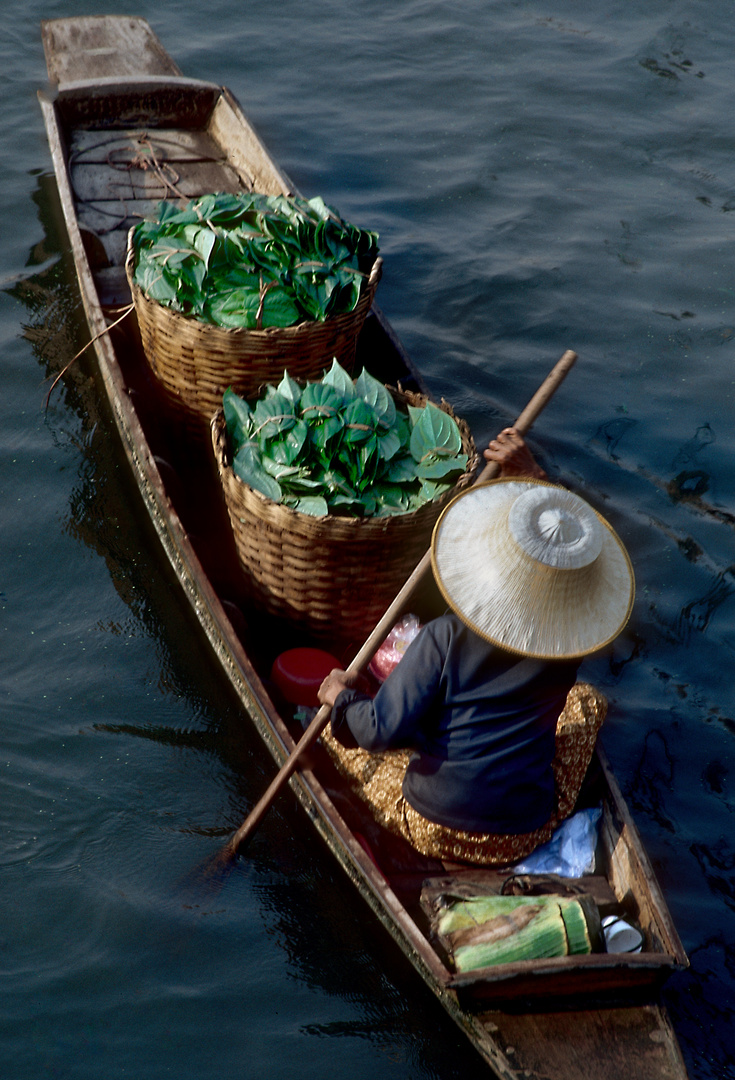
[
  {"x1": 475, "y1": 348, "x2": 577, "y2": 485},
  {"x1": 229, "y1": 706, "x2": 328, "y2": 850},
  {"x1": 228, "y1": 348, "x2": 577, "y2": 853}
]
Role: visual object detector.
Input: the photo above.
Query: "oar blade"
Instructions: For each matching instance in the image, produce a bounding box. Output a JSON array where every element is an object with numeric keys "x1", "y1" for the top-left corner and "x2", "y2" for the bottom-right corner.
[{"x1": 177, "y1": 840, "x2": 238, "y2": 898}]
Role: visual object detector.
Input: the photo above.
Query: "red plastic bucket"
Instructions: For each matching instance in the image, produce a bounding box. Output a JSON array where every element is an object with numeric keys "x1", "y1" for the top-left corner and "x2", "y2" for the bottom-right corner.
[{"x1": 270, "y1": 647, "x2": 341, "y2": 707}]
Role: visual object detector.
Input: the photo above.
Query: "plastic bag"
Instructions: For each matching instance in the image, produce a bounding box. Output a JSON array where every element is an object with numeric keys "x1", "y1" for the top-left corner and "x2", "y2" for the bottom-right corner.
[
  {"x1": 513, "y1": 807, "x2": 602, "y2": 878},
  {"x1": 369, "y1": 614, "x2": 422, "y2": 682}
]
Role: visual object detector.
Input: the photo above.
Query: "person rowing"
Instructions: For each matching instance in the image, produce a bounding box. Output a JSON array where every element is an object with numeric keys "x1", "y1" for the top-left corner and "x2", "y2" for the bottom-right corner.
[{"x1": 317, "y1": 428, "x2": 634, "y2": 866}]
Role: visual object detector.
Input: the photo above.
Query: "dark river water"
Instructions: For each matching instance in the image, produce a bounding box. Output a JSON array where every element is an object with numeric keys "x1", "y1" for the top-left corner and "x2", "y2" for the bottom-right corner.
[{"x1": 2, "y1": 2, "x2": 734, "y2": 1077}]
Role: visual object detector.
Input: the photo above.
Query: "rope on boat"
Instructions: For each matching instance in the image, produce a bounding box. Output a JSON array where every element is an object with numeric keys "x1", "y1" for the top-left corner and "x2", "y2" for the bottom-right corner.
[
  {"x1": 44, "y1": 303, "x2": 134, "y2": 411},
  {"x1": 106, "y1": 133, "x2": 188, "y2": 202}
]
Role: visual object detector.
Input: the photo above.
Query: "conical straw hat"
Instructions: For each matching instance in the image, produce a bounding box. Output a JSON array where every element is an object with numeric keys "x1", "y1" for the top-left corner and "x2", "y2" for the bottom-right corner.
[{"x1": 430, "y1": 478, "x2": 635, "y2": 659}]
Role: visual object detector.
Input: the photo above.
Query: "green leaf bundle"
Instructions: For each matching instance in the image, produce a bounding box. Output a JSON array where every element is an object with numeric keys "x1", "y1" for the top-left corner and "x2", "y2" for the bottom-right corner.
[
  {"x1": 131, "y1": 192, "x2": 379, "y2": 329},
  {"x1": 436, "y1": 894, "x2": 600, "y2": 973},
  {"x1": 223, "y1": 360, "x2": 470, "y2": 518}
]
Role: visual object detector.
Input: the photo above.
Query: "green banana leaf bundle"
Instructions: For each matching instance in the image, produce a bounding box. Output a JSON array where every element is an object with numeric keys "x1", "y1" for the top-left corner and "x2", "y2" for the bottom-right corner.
[{"x1": 436, "y1": 893, "x2": 602, "y2": 973}]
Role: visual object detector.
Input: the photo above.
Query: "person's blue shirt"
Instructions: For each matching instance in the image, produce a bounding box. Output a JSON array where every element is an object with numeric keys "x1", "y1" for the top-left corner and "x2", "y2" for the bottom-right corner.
[{"x1": 331, "y1": 613, "x2": 579, "y2": 834}]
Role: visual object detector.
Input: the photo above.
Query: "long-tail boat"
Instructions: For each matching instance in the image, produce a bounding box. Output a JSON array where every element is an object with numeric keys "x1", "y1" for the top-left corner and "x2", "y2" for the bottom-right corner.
[{"x1": 37, "y1": 16, "x2": 690, "y2": 1079}]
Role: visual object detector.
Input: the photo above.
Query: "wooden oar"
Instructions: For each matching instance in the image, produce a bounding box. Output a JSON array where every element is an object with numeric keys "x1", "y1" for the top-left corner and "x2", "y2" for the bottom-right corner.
[{"x1": 207, "y1": 348, "x2": 577, "y2": 872}]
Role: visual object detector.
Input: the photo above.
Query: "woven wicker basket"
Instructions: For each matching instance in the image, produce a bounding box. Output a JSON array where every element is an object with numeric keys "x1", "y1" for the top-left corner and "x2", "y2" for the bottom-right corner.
[
  {"x1": 125, "y1": 228, "x2": 382, "y2": 441},
  {"x1": 211, "y1": 388, "x2": 478, "y2": 643}
]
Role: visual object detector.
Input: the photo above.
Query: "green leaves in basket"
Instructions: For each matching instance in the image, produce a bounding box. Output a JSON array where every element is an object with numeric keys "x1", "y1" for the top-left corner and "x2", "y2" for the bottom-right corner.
[
  {"x1": 410, "y1": 404, "x2": 467, "y2": 479},
  {"x1": 223, "y1": 384, "x2": 252, "y2": 454},
  {"x1": 222, "y1": 360, "x2": 470, "y2": 518},
  {"x1": 232, "y1": 442, "x2": 282, "y2": 503},
  {"x1": 132, "y1": 192, "x2": 379, "y2": 329},
  {"x1": 207, "y1": 277, "x2": 301, "y2": 329},
  {"x1": 299, "y1": 382, "x2": 345, "y2": 448}
]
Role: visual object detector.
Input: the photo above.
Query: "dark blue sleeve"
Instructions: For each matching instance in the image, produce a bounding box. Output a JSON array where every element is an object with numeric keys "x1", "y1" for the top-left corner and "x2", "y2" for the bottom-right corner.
[{"x1": 330, "y1": 621, "x2": 447, "y2": 751}]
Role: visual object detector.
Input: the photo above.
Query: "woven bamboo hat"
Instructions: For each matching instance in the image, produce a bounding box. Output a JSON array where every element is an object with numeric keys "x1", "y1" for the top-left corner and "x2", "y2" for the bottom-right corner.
[{"x1": 430, "y1": 478, "x2": 634, "y2": 659}]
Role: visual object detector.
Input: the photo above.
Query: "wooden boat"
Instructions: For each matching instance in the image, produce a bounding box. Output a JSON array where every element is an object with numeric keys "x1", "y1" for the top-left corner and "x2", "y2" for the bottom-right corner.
[{"x1": 38, "y1": 16, "x2": 690, "y2": 1079}]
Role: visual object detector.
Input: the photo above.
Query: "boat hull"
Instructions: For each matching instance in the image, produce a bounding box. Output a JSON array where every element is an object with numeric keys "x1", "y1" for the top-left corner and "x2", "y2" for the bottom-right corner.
[{"x1": 37, "y1": 16, "x2": 689, "y2": 1079}]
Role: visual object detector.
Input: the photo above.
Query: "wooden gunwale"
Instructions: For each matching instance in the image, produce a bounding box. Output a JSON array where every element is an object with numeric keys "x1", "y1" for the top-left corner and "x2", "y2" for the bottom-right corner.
[{"x1": 37, "y1": 16, "x2": 690, "y2": 1080}]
